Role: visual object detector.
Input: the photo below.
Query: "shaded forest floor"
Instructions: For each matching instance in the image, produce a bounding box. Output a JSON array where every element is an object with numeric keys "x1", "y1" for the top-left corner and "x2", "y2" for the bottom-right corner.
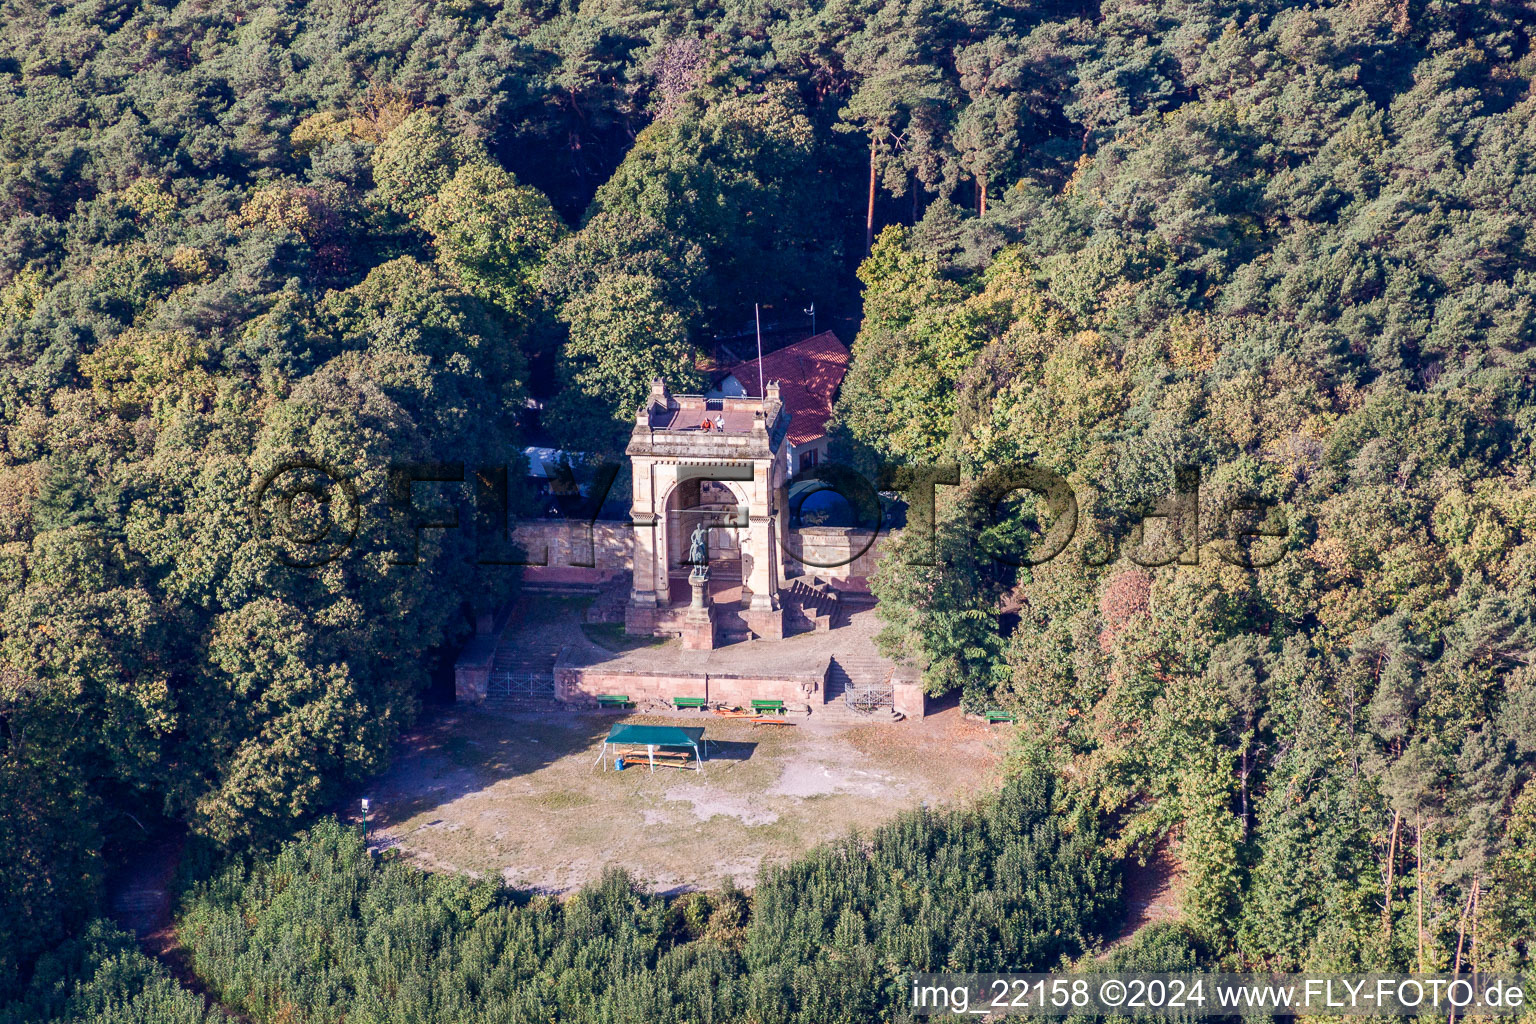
[
  {"x1": 108, "y1": 836, "x2": 248, "y2": 1020},
  {"x1": 360, "y1": 703, "x2": 1008, "y2": 893},
  {"x1": 1107, "y1": 841, "x2": 1186, "y2": 948}
]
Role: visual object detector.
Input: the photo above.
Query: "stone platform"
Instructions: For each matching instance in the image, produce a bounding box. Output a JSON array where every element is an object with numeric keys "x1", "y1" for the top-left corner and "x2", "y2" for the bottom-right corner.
[
  {"x1": 556, "y1": 629, "x2": 831, "y2": 708},
  {"x1": 457, "y1": 596, "x2": 925, "y2": 721}
]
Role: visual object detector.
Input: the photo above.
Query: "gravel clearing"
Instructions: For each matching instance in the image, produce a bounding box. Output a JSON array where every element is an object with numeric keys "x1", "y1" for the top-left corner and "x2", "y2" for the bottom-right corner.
[{"x1": 360, "y1": 701, "x2": 1006, "y2": 893}]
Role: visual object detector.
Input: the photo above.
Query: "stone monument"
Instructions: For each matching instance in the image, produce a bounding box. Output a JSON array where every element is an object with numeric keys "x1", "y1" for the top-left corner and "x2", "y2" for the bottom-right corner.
[
  {"x1": 625, "y1": 378, "x2": 789, "y2": 642},
  {"x1": 682, "y1": 523, "x2": 716, "y2": 650}
]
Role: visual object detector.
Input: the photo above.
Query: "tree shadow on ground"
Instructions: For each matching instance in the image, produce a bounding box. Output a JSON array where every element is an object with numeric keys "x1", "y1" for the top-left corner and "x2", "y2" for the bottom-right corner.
[
  {"x1": 704, "y1": 739, "x2": 758, "y2": 762},
  {"x1": 362, "y1": 709, "x2": 616, "y2": 829}
]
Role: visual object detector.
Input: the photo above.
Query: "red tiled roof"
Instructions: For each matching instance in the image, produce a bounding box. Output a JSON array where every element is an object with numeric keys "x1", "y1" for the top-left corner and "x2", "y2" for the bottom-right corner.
[{"x1": 724, "y1": 331, "x2": 850, "y2": 446}]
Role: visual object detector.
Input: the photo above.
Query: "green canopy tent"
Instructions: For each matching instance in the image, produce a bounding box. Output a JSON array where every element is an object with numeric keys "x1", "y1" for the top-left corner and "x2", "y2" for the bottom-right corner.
[{"x1": 597, "y1": 724, "x2": 707, "y2": 772}]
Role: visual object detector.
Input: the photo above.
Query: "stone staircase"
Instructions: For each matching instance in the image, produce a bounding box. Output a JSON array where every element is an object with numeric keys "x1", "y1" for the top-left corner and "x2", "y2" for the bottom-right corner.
[
  {"x1": 112, "y1": 888, "x2": 167, "y2": 929},
  {"x1": 108, "y1": 836, "x2": 180, "y2": 939},
  {"x1": 813, "y1": 653, "x2": 898, "y2": 723},
  {"x1": 485, "y1": 631, "x2": 562, "y2": 707},
  {"x1": 584, "y1": 579, "x2": 630, "y2": 624},
  {"x1": 785, "y1": 576, "x2": 841, "y2": 632}
]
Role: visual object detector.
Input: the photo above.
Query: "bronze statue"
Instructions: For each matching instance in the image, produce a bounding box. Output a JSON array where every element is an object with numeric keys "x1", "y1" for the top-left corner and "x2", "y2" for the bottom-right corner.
[{"x1": 688, "y1": 522, "x2": 709, "y2": 567}]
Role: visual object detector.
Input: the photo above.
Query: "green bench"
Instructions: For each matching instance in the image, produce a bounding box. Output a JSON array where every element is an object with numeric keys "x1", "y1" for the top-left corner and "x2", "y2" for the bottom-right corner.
[
  {"x1": 751, "y1": 699, "x2": 786, "y2": 715},
  {"x1": 597, "y1": 694, "x2": 633, "y2": 709},
  {"x1": 983, "y1": 709, "x2": 1016, "y2": 724},
  {"x1": 672, "y1": 696, "x2": 708, "y2": 710}
]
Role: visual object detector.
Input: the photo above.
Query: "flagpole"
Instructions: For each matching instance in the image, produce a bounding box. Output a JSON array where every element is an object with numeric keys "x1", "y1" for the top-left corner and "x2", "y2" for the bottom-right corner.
[{"x1": 755, "y1": 303, "x2": 765, "y2": 397}]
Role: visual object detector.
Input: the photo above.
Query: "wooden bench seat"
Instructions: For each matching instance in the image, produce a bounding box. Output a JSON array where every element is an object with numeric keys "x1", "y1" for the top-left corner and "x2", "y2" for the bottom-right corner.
[
  {"x1": 596, "y1": 694, "x2": 633, "y2": 709},
  {"x1": 672, "y1": 696, "x2": 708, "y2": 710},
  {"x1": 750, "y1": 699, "x2": 786, "y2": 714},
  {"x1": 983, "y1": 709, "x2": 1017, "y2": 724},
  {"x1": 619, "y1": 751, "x2": 693, "y2": 769}
]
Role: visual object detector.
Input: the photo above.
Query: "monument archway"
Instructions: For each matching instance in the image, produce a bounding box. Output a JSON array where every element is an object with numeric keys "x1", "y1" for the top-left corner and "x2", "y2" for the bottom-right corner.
[
  {"x1": 624, "y1": 379, "x2": 790, "y2": 642},
  {"x1": 660, "y1": 477, "x2": 748, "y2": 606}
]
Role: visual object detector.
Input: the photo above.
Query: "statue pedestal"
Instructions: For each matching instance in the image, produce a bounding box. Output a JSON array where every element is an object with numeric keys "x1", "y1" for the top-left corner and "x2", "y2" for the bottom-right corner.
[{"x1": 681, "y1": 569, "x2": 716, "y2": 650}]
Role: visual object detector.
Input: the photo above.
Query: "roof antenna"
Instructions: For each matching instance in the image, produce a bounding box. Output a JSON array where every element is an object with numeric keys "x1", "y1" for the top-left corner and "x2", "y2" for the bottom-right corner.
[{"x1": 755, "y1": 302, "x2": 765, "y2": 398}]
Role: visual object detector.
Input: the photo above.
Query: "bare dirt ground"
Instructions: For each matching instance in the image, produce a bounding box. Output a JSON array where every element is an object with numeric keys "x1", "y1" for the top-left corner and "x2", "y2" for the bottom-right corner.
[
  {"x1": 1107, "y1": 840, "x2": 1186, "y2": 947},
  {"x1": 361, "y1": 703, "x2": 1008, "y2": 893}
]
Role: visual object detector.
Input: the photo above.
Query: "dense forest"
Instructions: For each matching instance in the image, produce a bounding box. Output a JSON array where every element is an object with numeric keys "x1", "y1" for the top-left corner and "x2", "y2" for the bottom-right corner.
[
  {"x1": 848, "y1": 0, "x2": 1536, "y2": 979},
  {"x1": 2, "y1": 0, "x2": 1535, "y2": 1016},
  {"x1": 5, "y1": 774, "x2": 1123, "y2": 1024}
]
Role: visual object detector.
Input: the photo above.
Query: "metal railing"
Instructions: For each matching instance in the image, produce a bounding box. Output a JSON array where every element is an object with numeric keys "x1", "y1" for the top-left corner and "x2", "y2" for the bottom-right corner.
[
  {"x1": 487, "y1": 672, "x2": 556, "y2": 700},
  {"x1": 845, "y1": 663, "x2": 897, "y2": 714},
  {"x1": 846, "y1": 686, "x2": 895, "y2": 714}
]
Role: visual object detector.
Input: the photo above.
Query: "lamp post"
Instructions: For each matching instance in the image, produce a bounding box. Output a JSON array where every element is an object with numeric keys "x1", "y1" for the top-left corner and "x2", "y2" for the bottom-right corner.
[{"x1": 360, "y1": 797, "x2": 370, "y2": 842}]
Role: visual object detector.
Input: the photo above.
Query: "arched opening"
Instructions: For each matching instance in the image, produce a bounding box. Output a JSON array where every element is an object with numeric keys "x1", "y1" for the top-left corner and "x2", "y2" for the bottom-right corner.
[{"x1": 659, "y1": 477, "x2": 748, "y2": 609}]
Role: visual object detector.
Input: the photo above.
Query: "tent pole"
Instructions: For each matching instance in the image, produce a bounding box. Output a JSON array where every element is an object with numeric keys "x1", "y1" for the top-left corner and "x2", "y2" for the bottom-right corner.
[{"x1": 649, "y1": 744, "x2": 655, "y2": 773}]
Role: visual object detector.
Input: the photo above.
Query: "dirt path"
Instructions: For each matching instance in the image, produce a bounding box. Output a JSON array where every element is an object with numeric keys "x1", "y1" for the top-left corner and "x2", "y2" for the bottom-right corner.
[
  {"x1": 107, "y1": 834, "x2": 247, "y2": 1020},
  {"x1": 109, "y1": 835, "x2": 181, "y2": 940},
  {"x1": 1106, "y1": 840, "x2": 1184, "y2": 948}
]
